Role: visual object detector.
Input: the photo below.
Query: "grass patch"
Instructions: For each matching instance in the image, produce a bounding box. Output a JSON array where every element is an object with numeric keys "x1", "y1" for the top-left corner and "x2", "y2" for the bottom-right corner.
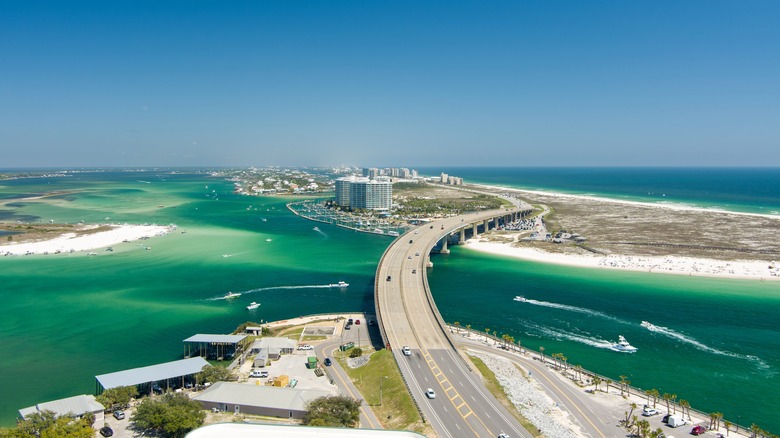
[
  {"x1": 468, "y1": 354, "x2": 543, "y2": 438},
  {"x1": 335, "y1": 349, "x2": 431, "y2": 436},
  {"x1": 301, "y1": 335, "x2": 327, "y2": 341},
  {"x1": 276, "y1": 327, "x2": 304, "y2": 339}
]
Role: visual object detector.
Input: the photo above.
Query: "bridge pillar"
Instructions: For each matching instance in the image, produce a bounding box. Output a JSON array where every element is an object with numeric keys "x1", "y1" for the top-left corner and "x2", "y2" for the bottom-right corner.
[
  {"x1": 473, "y1": 222, "x2": 478, "y2": 238},
  {"x1": 484, "y1": 219, "x2": 489, "y2": 232},
  {"x1": 440, "y1": 238, "x2": 449, "y2": 254},
  {"x1": 426, "y1": 257, "x2": 434, "y2": 268},
  {"x1": 459, "y1": 229, "x2": 465, "y2": 244}
]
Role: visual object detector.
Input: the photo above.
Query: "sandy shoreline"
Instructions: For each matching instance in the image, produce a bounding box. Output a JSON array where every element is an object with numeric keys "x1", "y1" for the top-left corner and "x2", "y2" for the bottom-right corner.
[
  {"x1": 465, "y1": 239, "x2": 779, "y2": 281},
  {"x1": 1, "y1": 224, "x2": 174, "y2": 256}
]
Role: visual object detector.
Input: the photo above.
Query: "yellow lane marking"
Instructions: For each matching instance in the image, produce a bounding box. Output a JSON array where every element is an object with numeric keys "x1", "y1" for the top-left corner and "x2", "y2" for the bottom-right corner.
[{"x1": 327, "y1": 346, "x2": 378, "y2": 430}]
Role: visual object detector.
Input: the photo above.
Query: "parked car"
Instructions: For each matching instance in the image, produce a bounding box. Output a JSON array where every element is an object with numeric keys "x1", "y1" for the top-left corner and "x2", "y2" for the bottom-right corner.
[
  {"x1": 425, "y1": 388, "x2": 436, "y2": 399},
  {"x1": 99, "y1": 426, "x2": 113, "y2": 437},
  {"x1": 408, "y1": 255, "x2": 412, "y2": 259},
  {"x1": 348, "y1": 318, "x2": 354, "y2": 324},
  {"x1": 324, "y1": 358, "x2": 332, "y2": 366},
  {"x1": 409, "y1": 239, "x2": 413, "y2": 244},
  {"x1": 355, "y1": 319, "x2": 360, "y2": 325},
  {"x1": 297, "y1": 344, "x2": 313, "y2": 350},
  {"x1": 691, "y1": 425, "x2": 706, "y2": 435},
  {"x1": 415, "y1": 252, "x2": 420, "y2": 256},
  {"x1": 642, "y1": 405, "x2": 658, "y2": 416},
  {"x1": 368, "y1": 319, "x2": 374, "y2": 326},
  {"x1": 112, "y1": 410, "x2": 125, "y2": 420},
  {"x1": 386, "y1": 275, "x2": 391, "y2": 281},
  {"x1": 402, "y1": 346, "x2": 411, "y2": 356},
  {"x1": 344, "y1": 324, "x2": 351, "y2": 330},
  {"x1": 412, "y1": 269, "x2": 416, "y2": 274},
  {"x1": 250, "y1": 369, "x2": 268, "y2": 378}
]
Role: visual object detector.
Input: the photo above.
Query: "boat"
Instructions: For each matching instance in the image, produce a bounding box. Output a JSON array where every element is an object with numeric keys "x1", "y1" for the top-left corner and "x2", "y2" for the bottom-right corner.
[
  {"x1": 329, "y1": 281, "x2": 349, "y2": 288},
  {"x1": 513, "y1": 295, "x2": 527, "y2": 302},
  {"x1": 387, "y1": 231, "x2": 400, "y2": 237},
  {"x1": 611, "y1": 335, "x2": 638, "y2": 353},
  {"x1": 246, "y1": 302, "x2": 260, "y2": 310},
  {"x1": 640, "y1": 321, "x2": 655, "y2": 329},
  {"x1": 224, "y1": 291, "x2": 241, "y2": 299},
  {"x1": 265, "y1": 238, "x2": 272, "y2": 242},
  {"x1": 313, "y1": 226, "x2": 320, "y2": 232}
]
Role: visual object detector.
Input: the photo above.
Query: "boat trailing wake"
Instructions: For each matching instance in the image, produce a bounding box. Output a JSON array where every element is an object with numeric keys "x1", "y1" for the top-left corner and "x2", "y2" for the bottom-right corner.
[
  {"x1": 514, "y1": 296, "x2": 626, "y2": 323},
  {"x1": 527, "y1": 323, "x2": 615, "y2": 351},
  {"x1": 205, "y1": 284, "x2": 335, "y2": 301},
  {"x1": 641, "y1": 321, "x2": 768, "y2": 368}
]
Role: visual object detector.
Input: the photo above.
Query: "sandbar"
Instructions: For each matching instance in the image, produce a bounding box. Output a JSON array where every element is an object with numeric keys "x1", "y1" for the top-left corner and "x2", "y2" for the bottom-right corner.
[{"x1": 1, "y1": 224, "x2": 174, "y2": 256}]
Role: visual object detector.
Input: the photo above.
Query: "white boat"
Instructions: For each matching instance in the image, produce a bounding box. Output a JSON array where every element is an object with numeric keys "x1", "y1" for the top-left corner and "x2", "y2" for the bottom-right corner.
[
  {"x1": 513, "y1": 295, "x2": 527, "y2": 302},
  {"x1": 313, "y1": 226, "x2": 320, "y2": 231},
  {"x1": 387, "y1": 231, "x2": 400, "y2": 236},
  {"x1": 330, "y1": 281, "x2": 349, "y2": 288},
  {"x1": 224, "y1": 291, "x2": 241, "y2": 299},
  {"x1": 265, "y1": 238, "x2": 272, "y2": 242},
  {"x1": 611, "y1": 335, "x2": 638, "y2": 353},
  {"x1": 246, "y1": 302, "x2": 260, "y2": 310},
  {"x1": 640, "y1": 321, "x2": 655, "y2": 329}
]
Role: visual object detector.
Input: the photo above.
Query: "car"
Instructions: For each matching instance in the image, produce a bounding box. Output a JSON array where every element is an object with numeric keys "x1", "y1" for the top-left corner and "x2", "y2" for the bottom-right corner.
[
  {"x1": 355, "y1": 319, "x2": 360, "y2": 324},
  {"x1": 344, "y1": 324, "x2": 351, "y2": 330},
  {"x1": 415, "y1": 252, "x2": 420, "y2": 256},
  {"x1": 414, "y1": 230, "x2": 419, "y2": 234},
  {"x1": 412, "y1": 269, "x2": 416, "y2": 274},
  {"x1": 250, "y1": 369, "x2": 268, "y2": 378},
  {"x1": 348, "y1": 318, "x2": 353, "y2": 324},
  {"x1": 386, "y1": 275, "x2": 391, "y2": 281},
  {"x1": 408, "y1": 255, "x2": 412, "y2": 259},
  {"x1": 642, "y1": 405, "x2": 658, "y2": 416},
  {"x1": 297, "y1": 344, "x2": 313, "y2": 350},
  {"x1": 409, "y1": 239, "x2": 413, "y2": 244},
  {"x1": 425, "y1": 388, "x2": 436, "y2": 399},
  {"x1": 691, "y1": 425, "x2": 706, "y2": 435},
  {"x1": 112, "y1": 410, "x2": 125, "y2": 420},
  {"x1": 430, "y1": 225, "x2": 433, "y2": 229},
  {"x1": 498, "y1": 434, "x2": 510, "y2": 438},
  {"x1": 99, "y1": 426, "x2": 113, "y2": 437},
  {"x1": 368, "y1": 319, "x2": 374, "y2": 326},
  {"x1": 402, "y1": 346, "x2": 411, "y2": 356},
  {"x1": 324, "y1": 358, "x2": 332, "y2": 366}
]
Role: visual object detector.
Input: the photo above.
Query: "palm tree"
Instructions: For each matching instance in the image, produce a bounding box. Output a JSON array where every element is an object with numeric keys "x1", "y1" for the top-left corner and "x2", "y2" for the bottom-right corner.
[
  {"x1": 592, "y1": 376, "x2": 601, "y2": 392},
  {"x1": 484, "y1": 328, "x2": 491, "y2": 343},
  {"x1": 453, "y1": 321, "x2": 460, "y2": 333},
  {"x1": 714, "y1": 412, "x2": 723, "y2": 430},
  {"x1": 539, "y1": 346, "x2": 545, "y2": 361},
  {"x1": 619, "y1": 375, "x2": 628, "y2": 397},
  {"x1": 649, "y1": 389, "x2": 660, "y2": 408},
  {"x1": 465, "y1": 324, "x2": 471, "y2": 337},
  {"x1": 492, "y1": 330, "x2": 498, "y2": 344},
  {"x1": 679, "y1": 400, "x2": 690, "y2": 421},
  {"x1": 574, "y1": 365, "x2": 583, "y2": 382},
  {"x1": 750, "y1": 423, "x2": 760, "y2": 438},
  {"x1": 626, "y1": 402, "x2": 637, "y2": 424},
  {"x1": 650, "y1": 428, "x2": 664, "y2": 438},
  {"x1": 637, "y1": 420, "x2": 650, "y2": 438},
  {"x1": 723, "y1": 420, "x2": 732, "y2": 436},
  {"x1": 671, "y1": 394, "x2": 677, "y2": 413},
  {"x1": 662, "y1": 393, "x2": 672, "y2": 414},
  {"x1": 560, "y1": 354, "x2": 568, "y2": 370},
  {"x1": 605, "y1": 379, "x2": 612, "y2": 394},
  {"x1": 644, "y1": 389, "x2": 653, "y2": 406}
]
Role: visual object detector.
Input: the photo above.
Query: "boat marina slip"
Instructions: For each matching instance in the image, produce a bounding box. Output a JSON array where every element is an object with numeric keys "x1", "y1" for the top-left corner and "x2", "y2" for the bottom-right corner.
[{"x1": 0, "y1": 169, "x2": 778, "y2": 433}]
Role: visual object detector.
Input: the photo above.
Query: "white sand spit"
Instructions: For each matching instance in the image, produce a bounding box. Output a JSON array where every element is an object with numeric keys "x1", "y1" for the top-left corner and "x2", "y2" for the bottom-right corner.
[{"x1": 1, "y1": 224, "x2": 174, "y2": 256}]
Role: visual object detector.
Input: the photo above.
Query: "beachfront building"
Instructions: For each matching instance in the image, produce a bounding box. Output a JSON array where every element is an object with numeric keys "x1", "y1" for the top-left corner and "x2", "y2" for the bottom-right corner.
[
  {"x1": 334, "y1": 177, "x2": 392, "y2": 211},
  {"x1": 250, "y1": 337, "x2": 297, "y2": 366},
  {"x1": 192, "y1": 382, "x2": 331, "y2": 419},
  {"x1": 95, "y1": 357, "x2": 209, "y2": 395},
  {"x1": 183, "y1": 333, "x2": 250, "y2": 360},
  {"x1": 19, "y1": 394, "x2": 105, "y2": 427}
]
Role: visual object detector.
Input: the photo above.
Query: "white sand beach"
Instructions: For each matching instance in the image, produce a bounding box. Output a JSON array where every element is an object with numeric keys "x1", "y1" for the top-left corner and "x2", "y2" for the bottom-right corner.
[
  {"x1": 1, "y1": 224, "x2": 174, "y2": 256},
  {"x1": 465, "y1": 239, "x2": 779, "y2": 281}
]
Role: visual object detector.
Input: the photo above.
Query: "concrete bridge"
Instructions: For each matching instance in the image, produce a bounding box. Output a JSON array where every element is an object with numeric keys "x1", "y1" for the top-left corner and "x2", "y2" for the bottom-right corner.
[{"x1": 374, "y1": 204, "x2": 533, "y2": 438}]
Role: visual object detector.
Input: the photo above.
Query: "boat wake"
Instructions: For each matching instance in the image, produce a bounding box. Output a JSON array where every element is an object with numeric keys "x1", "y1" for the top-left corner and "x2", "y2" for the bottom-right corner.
[
  {"x1": 528, "y1": 324, "x2": 615, "y2": 351},
  {"x1": 641, "y1": 321, "x2": 768, "y2": 367},
  {"x1": 515, "y1": 296, "x2": 626, "y2": 323},
  {"x1": 205, "y1": 284, "x2": 335, "y2": 301}
]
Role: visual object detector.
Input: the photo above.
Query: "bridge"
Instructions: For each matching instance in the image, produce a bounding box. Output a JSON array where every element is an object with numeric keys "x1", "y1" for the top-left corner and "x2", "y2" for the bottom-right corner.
[{"x1": 374, "y1": 205, "x2": 533, "y2": 438}]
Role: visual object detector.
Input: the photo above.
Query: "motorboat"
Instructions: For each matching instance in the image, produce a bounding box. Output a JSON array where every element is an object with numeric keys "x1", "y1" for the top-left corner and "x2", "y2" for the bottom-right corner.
[
  {"x1": 224, "y1": 291, "x2": 241, "y2": 299},
  {"x1": 640, "y1": 321, "x2": 656, "y2": 330},
  {"x1": 313, "y1": 226, "x2": 320, "y2": 232},
  {"x1": 265, "y1": 238, "x2": 272, "y2": 242},
  {"x1": 513, "y1": 295, "x2": 527, "y2": 302},
  {"x1": 246, "y1": 302, "x2": 260, "y2": 310},
  {"x1": 330, "y1": 281, "x2": 349, "y2": 288},
  {"x1": 611, "y1": 335, "x2": 638, "y2": 353}
]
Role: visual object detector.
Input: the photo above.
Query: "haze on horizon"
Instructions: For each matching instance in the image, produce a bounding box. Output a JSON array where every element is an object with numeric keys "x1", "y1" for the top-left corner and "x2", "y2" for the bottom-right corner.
[{"x1": 1, "y1": 1, "x2": 779, "y2": 169}]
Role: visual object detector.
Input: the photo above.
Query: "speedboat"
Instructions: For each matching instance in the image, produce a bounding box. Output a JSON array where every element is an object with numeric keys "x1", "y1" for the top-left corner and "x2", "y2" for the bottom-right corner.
[
  {"x1": 246, "y1": 302, "x2": 260, "y2": 310},
  {"x1": 640, "y1": 321, "x2": 656, "y2": 330},
  {"x1": 224, "y1": 291, "x2": 241, "y2": 299},
  {"x1": 265, "y1": 238, "x2": 272, "y2": 242},
  {"x1": 313, "y1": 226, "x2": 320, "y2": 232},
  {"x1": 611, "y1": 335, "x2": 638, "y2": 353},
  {"x1": 330, "y1": 281, "x2": 349, "y2": 288},
  {"x1": 513, "y1": 296, "x2": 527, "y2": 302}
]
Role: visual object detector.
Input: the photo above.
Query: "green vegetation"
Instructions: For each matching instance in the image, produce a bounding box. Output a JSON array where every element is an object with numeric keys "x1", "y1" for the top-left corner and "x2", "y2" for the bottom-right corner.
[
  {"x1": 131, "y1": 393, "x2": 205, "y2": 438},
  {"x1": 301, "y1": 335, "x2": 327, "y2": 341},
  {"x1": 302, "y1": 395, "x2": 361, "y2": 427},
  {"x1": 468, "y1": 354, "x2": 543, "y2": 438},
  {"x1": 197, "y1": 364, "x2": 234, "y2": 384},
  {"x1": 231, "y1": 321, "x2": 271, "y2": 336},
  {"x1": 335, "y1": 349, "x2": 429, "y2": 435},
  {"x1": 395, "y1": 194, "x2": 504, "y2": 216},
  {"x1": 0, "y1": 411, "x2": 94, "y2": 438},
  {"x1": 96, "y1": 385, "x2": 138, "y2": 410}
]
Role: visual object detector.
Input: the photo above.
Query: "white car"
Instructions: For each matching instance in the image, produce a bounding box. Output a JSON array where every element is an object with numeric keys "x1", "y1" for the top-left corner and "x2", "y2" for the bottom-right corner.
[
  {"x1": 425, "y1": 388, "x2": 436, "y2": 399},
  {"x1": 249, "y1": 370, "x2": 268, "y2": 378},
  {"x1": 297, "y1": 344, "x2": 313, "y2": 350},
  {"x1": 642, "y1": 406, "x2": 658, "y2": 416},
  {"x1": 402, "y1": 346, "x2": 411, "y2": 356}
]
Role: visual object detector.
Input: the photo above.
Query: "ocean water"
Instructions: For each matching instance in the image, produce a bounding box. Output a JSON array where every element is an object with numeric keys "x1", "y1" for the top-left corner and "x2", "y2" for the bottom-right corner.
[{"x1": 1, "y1": 168, "x2": 778, "y2": 433}]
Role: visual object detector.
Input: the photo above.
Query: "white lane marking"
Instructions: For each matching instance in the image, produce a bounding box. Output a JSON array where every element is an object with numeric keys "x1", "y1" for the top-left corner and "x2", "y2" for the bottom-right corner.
[
  {"x1": 443, "y1": 405, "x2": 448, "y2": 412},
  {"x1": 455, "y1": 423, "x2": 461, "y2": 430},
  {"x1": 471, "y1": 395, "x2": 476, "y2": 401}
]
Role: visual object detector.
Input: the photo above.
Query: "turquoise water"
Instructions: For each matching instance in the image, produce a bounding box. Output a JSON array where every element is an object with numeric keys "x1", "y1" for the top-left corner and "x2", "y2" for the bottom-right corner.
[{"x1": 1, "y1": 169, "x2": 778, "y2": 433}]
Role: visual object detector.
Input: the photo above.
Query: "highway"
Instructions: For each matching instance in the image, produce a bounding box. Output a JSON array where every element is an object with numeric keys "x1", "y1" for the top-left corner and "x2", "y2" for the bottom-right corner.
[{"x1": 376, "y1": 208, "x2": 530, "y2": 438}]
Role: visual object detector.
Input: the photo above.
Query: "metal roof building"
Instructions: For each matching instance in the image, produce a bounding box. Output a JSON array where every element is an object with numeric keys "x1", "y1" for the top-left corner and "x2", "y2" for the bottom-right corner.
[
  {"x1": 192, "y1": 382, "x2": 331, "y2": 419},
  {"x1": 95, "y1": 357, "x2": 209, "y2": 393},
  {"x1": 19, "y1": 394, "x2": 105, "y2": 425},
  {"x1": 250, "y1": 336, "x2": 297, "y2": 352},
  {"x1": 183, "y1": 333, "x2": 250, "y2": 359},
  {"x1": 187, "y1": 423, "x2": 427, "y2": 438}
]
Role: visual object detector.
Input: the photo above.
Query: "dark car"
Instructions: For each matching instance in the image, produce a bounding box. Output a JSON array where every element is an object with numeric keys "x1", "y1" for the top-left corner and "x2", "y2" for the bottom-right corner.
[
  {"x1": 348, "y1": 318, "x2": 353, "y2": 324},
  {"x1": 99, "y1": 426, "x2": 113, "y2": 437},
  {"x1": 386, "y1": 275, "x2": 391, "y2": 281},
  {"x1": 324, "y1": 358, "x2": 332, "y2": 366},
  {"x1": 691, "y1": 425, "x2": 706, "y2": 435},
  {"x1": 409, "y1": 239, "x2": 413, "y2": 244}
]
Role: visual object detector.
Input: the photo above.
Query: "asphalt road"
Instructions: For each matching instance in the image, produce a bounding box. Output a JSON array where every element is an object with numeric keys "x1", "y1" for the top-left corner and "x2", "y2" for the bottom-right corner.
[{"x1": 376, "y1": 208, "x2": 531, "y2": 438}]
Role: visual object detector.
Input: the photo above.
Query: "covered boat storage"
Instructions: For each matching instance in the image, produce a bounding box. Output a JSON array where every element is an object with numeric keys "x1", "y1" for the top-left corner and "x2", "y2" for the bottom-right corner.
[
  {"x1": 183, "y1": 334, "x2": 249, "y2": 360},
  {"x1": 95, "y1": 357, "x2": 209, "y2": 395}
]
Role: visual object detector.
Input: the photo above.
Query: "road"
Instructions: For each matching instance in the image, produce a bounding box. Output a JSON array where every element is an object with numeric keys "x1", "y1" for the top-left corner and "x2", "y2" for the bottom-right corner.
[{"x1": 376, "y1": 208, "x2": 531, "y2": 438}]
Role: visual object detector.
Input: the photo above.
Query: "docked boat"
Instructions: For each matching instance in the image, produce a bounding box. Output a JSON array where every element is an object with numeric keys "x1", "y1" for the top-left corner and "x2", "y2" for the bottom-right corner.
[
  {"x1": 330, "y1": 281, "x2": 349, "y2": 288},
  {"x1": 513, "y1": 295, "x2": 527, "y2": 302},
  {"x1": 611, "y1": 335, "x2": 638, "y2": 353},
  {"x1": 246, "y1": 302, "x2": 260, "y2": 310},
  {"x1": 224, "y1": 291, "x2": 241, "y2": 299},
  {"x1": 387, "y1": 231, "x2": 400, "y2": 237}
]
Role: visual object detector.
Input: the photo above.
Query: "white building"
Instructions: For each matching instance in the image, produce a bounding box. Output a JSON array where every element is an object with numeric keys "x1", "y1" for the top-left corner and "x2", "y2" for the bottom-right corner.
[
  {"x1": 19, "y1": 394, "x2": 105, "y2": 427},
  {"x1": 335, "y1": 177, "x2": 392, "y2": 211}
]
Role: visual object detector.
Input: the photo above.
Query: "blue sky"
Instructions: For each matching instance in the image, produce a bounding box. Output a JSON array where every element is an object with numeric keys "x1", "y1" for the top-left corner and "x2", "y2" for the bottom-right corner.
[{"x1": 1, "y1": 1, "x2": 779, "y2": 168}]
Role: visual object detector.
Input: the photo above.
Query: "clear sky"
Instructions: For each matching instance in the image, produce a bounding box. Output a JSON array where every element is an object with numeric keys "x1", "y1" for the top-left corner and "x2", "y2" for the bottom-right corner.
[{"x1": 1, "y1": 1, "x2": 779, "y2": 168}]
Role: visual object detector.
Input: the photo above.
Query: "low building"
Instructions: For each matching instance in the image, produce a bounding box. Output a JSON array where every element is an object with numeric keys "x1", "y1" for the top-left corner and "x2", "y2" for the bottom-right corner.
[
  {"x1": 192, "y1": 382, "x2": 330, "y2": 419},
  {"x1": 95, "y1": 356, "x2": 209, "y2": 395},
  {"x1": 19, "y1": 394, "x2": 105, "y2": 426},
  {"x1": 250, "y1": 337, "x2": 296, "y2": 356},
  {"x1": 187, "y1": 423, "x2": 427, "y2": 437},
  {"x1": 183, "y1": 334, "x2": 249, "y2": 360}
]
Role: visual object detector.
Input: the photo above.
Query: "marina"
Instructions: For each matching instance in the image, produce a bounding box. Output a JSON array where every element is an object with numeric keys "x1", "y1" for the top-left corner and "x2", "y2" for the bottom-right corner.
[{"x1": 286, "y1": 199, "x2": 411, "y2": 237}]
